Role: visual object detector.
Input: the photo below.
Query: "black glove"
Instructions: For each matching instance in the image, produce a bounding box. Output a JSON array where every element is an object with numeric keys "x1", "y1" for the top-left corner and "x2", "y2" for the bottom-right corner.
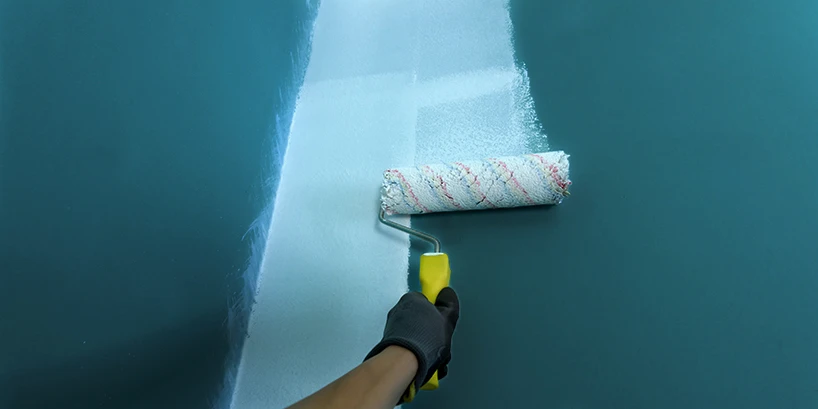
[{"x1": 365, "y1": 287, "x2": 460, "y2": 394}]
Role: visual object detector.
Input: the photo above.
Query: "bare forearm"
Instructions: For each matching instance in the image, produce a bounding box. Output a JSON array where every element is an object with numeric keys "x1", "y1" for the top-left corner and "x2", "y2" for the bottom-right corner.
[{"x1": 287, "y1": 346, "x2": 418, "y2": 409}]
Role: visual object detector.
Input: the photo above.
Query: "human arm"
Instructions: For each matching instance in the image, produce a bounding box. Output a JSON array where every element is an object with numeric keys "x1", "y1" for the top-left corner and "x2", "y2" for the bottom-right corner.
[
  {"x1": 286, "y1": 346, "x2": 418, "y2": 409},
  {"x1": 288, "y1": 287, "x2": 460, "y2": 408}
]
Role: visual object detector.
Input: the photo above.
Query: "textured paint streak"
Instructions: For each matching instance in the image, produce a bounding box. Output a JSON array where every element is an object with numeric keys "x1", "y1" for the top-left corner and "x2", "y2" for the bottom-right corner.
[
  {"x1": 213, "y1": 3, "x2": 319, "y2": 409},
  {"x1": 232, "y1": 0, "x2": 549, "y2": 407},
  {"x1": 232, "y1": 72, "x2": 416, "y2": 409}
]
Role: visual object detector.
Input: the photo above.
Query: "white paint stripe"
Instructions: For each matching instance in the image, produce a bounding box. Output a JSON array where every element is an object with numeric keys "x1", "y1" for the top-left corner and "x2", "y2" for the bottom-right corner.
[
  {"x1": 232, "y1": 73, "x2": 416, "y2": 409},
  {"x1": 416, "y1": 67, "x2": 518, "y2": 108},
  {"x1": 232, "y1": 0, "x2": 547, "y2": 407}
]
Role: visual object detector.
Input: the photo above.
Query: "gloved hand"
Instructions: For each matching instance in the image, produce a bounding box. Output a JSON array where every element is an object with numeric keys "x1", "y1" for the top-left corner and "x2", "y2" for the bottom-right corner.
[{"x1": 365, "y1": 287, "x2": 460, "y2": 400}]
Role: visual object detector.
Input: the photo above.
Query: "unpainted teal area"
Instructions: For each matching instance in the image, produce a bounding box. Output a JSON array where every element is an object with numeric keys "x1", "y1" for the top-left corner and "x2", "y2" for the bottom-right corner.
[
  {"x1": 412, "y1": 1, "x2": 818, "y2": 407},
  {"x1": 0, "y1": 1, "x2": 312, "y2": 407}
]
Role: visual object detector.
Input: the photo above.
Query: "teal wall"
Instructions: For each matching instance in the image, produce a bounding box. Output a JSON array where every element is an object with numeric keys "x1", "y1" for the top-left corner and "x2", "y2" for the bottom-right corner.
[
  {"x1": 0, "y1": 1, "x2": 308, "y2": 407},
  {"x1": 3, "y1": 1, "x2": 817, "y2": 408},
  {"x1": 413, "y1": 1, "x2": 818, "y2": 408}
]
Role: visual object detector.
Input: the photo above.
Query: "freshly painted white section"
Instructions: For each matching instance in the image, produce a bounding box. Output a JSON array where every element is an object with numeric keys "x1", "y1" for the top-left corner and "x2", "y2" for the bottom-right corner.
[{"x1": 232, "y1": 0, "x2": 546, "y2": 407}]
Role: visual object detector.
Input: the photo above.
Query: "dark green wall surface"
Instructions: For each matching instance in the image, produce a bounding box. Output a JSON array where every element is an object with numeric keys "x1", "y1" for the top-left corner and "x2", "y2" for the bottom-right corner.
[
  {"x1": 0, "y1": 1, "x2": 308, "y2": 408},
  {"x1": 412, "y1": 1, "x2": 818, "y2": 408}
]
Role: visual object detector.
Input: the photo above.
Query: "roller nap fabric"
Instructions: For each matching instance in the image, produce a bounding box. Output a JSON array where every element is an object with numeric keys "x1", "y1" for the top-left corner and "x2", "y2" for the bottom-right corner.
[{"x1": 382, "y1": 151, "x2": 571, "y2": 215}]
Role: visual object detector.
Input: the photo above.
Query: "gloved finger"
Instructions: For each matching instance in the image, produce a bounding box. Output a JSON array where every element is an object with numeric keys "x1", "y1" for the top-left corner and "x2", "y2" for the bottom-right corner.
[
  {"x1": 434, "y1": 287, "x2": 460, "y2": 325},
  {"x1": 403, "y1": 291, "x2": 429, "y2": 304},
  {"x1": 437, "y1": 353, "x2": 452, "y2": 379},
  {"x1": 438, "y1": 364, "x2": 449, "y2": 380},
  {"x1": 387, "y1": 292, "x2": 428, "y2": 319},
  {"x1": 434, "y1": 287, "x2": 459, "y2": 310},
  {"x1": 395, "y1": 291, "x2": 427, "y2": 309}
]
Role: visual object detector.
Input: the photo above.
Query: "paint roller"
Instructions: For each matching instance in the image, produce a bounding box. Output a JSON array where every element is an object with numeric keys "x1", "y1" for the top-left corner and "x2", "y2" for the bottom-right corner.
[{"x1": 377, "y1": 150, "x2": 571, "y2": 400}]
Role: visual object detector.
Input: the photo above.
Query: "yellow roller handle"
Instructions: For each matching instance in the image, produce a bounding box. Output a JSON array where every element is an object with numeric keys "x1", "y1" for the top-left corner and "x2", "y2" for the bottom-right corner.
[
  {"x1": 418, "y1": 252, "x2": 450, "y2": 391},
  {"x1": 401, "y1": 253, "x2": 451, "y2": 403}
]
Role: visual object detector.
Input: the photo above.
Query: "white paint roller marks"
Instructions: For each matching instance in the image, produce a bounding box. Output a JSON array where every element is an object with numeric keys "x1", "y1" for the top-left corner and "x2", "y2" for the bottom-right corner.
[
  {"x1": 232, "y1": 0, "x2": 548, "y2": 407},
  {"x1": 416, "y1": 68, "x2": 519, "y2": 108},
  {"x1": 231, "y1": 74, "x2": 416, "y2": 409},
  {"x1": 303, "y1": 0, "x2": 417, "y2": 83},
  {"x1": 412, "y1": 0, "x2": 547, "y2": 164},
  {"x1": 414, "y1": 0, "x2": 515, "y2": 80}
]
